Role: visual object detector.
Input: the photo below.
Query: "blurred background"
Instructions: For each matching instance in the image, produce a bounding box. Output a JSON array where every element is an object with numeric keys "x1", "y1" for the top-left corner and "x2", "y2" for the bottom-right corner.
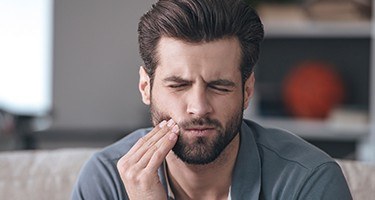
[{"x1": 0, "y1": 0, "x2": 374, "y2": 161}]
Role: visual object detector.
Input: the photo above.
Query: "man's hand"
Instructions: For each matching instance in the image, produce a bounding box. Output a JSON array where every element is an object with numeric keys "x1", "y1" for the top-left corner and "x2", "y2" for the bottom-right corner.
[{"x1": 117, "y1": 119, "x2": 179, "y2": 200}]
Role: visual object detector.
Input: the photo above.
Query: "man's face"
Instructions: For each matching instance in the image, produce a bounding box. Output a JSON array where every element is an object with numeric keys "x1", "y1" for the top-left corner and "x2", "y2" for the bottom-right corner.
[{"x1": 139, "y1": 37, "x2": 254, "y2": 165}]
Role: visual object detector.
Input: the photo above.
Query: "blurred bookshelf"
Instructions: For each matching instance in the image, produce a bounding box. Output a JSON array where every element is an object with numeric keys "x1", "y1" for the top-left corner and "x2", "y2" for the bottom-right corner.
[
  {"x1": 256, "y1": 1, "x2": 372, "y2": 38},
  {"x1": 264, "y1": 21, "x2": 370, "y2": 38},
  {"x1": 246, "y1": 1, "x2": 373, "y2": 158},
  {"x1": 248, "y1": 117, "x2": 368, "y2": 141},
  {"x1": 251, "y1": 36, "x2": 370, "y2": 140}
]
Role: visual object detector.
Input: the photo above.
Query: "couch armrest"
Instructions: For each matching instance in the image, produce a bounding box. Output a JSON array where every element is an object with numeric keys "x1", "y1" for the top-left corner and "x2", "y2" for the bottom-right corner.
[{"x1": 337, "y1": 159, "x2": 375, "y2": 200}]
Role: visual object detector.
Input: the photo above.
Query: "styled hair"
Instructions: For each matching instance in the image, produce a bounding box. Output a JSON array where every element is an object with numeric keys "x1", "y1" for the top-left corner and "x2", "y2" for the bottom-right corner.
[{"x1": 138, "y1": 0, "x2": 264, "y2": 85}]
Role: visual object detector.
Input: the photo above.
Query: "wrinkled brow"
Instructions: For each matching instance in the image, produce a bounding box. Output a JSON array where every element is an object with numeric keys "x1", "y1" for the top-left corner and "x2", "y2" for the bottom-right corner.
[
  {"x1": 163, "y1": 76, "x2": 192, "y2": 84},
  {"x1": 163, "y1": 76, "x2": 236, "y2": 87}
]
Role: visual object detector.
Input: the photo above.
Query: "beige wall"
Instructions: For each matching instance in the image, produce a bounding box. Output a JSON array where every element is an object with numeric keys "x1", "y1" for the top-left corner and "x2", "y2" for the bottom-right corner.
[{"x1": 52, "y1": 0, "x2": 156, "y2": 130}]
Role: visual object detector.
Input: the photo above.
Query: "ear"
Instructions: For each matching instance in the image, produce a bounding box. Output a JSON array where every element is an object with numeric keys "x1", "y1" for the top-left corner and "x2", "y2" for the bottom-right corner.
[
  {"x1": 243, "y1": 72, "x2": 255, "y2": 110},
  {"x1": 139, "y1": 66, "x2": 151, "y2": 105}
]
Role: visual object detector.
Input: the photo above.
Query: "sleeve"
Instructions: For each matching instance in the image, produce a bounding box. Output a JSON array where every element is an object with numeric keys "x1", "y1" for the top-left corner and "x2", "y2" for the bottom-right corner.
[
  {"x1": 71, "y1": 153, "x2": 128, "y2": 200},
  {"x1": 296, "y1": 162, "x2": 352, "y2": 200}
]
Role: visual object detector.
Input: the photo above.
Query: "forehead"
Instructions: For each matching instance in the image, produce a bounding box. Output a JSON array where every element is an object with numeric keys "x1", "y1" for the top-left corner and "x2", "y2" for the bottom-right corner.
[{"x1": 155, "y1": 37, "x2": 242, "y2": 80}]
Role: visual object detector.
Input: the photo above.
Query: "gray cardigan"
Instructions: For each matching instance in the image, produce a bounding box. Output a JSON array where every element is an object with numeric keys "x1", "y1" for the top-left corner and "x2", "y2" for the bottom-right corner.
[{"x1": 72, "y1": 119, "x2": 352, "y2": 199}]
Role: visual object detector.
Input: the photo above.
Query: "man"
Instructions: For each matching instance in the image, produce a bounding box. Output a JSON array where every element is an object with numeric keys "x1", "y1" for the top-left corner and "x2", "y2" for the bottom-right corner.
[{"x1": 72, "y1": 0, "x2": 352, "y2": 199}]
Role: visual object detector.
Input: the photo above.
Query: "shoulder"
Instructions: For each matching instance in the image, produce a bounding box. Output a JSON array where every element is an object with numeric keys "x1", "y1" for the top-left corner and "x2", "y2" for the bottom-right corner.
[
  {"x1": 95, "y1": 127, "x2": 152, "y2": 162},
  {"x1": 71, "y1": 127, "x2": 151, "y2": 200},
  {"x1": 243, "y1": 119, "x2": 333, "y2": 169},
  {"x1": 242, "y1": 120, "x2": 351, "y2": 199},
  {"x1": 82, "y1": 127, "x2": 152, "y2": 173}
]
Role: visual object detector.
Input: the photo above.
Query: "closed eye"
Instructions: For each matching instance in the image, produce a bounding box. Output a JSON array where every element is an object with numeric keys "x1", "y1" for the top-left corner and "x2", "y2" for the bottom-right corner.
[
  {"x1": 164, "y1": 76, "x2": 192, "y2": 89},
  {"x1": 209, "y1": 85, "x2": 232, "y2": 92},
  {"x1": 208, "y1": 79, "x2": 235, "y2": 93},
  {"x1": 169, "y1": 83, "x2": 189, "y2": 88}
]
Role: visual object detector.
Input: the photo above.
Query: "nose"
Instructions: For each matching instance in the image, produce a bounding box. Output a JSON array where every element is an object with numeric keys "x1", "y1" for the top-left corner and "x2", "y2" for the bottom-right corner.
[{"x1": 186, "y1": 86, "x2": 213, "y2": 117}]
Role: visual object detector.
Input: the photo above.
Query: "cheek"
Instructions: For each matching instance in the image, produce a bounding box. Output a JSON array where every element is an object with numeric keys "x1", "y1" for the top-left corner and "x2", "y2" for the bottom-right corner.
[
  {"x1": 152, "y1": 89, "x2": 184, "y2": 116},
  {"x1": 214, "y1": 89, "x2": 243, "y2": 108},
  {"x1": 214, "y1": 93, "x2": 244, "y2": 118}
]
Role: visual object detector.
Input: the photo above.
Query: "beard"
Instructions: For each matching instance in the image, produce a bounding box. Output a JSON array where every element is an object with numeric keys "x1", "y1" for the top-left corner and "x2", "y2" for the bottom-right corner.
[{"x1": 150, "y1": 101, "x2": 243, "y2": 165}]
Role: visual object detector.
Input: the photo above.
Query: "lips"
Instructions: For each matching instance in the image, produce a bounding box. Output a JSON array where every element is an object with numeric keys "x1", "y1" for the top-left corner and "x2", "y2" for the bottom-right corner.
[
  {"x1": 183, "y1": 127, "x2": 216, "y2": 136},
  {"x1": 184, "y1": 126, "x2": 215, "y2": 131}
]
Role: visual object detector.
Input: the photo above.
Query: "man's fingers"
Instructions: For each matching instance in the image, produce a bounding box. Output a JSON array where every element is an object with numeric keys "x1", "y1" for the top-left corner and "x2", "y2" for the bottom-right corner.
[
  {"x1": 124, "y1": 119, "x2": 176, "y2": 164},
  {"x1": 136, "y1": 124, "x2": 179, "y2": 169},
  {"x1": 125, "y1": 120, "x2": 164, "y2": 155},
  {"x1": 126, "y1": 119, "x2": 173, "y2": 156},
  {"x1": 146, "y1": 125, "x2": 179, "y2": 172},
  {"x1": 116, "y1": 120, "x2": 179, "y2": 200}
]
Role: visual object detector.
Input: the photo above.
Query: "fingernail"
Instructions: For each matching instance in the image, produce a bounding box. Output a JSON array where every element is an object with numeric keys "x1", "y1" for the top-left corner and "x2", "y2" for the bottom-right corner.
[
  {"x1": 167, "y1": 119, "x2": 175, "y2": 127},
  {"x1": 171, "y1": 124, "x2": 179, "y2": 134},
  {"x1": 169, "y1": 132, "x2": 177, "y2": 141},
  {"x1": 159, "y1": 120, "x2": 167, "y2": 128}
]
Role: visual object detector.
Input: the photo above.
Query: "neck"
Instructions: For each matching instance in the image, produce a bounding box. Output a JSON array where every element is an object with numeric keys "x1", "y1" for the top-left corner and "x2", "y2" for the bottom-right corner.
[{"x1": 165, "y1": 133, "x2": 240, "y2": 200}]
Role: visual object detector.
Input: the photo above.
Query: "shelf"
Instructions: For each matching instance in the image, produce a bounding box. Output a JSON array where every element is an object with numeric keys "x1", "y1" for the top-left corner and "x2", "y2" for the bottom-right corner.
[
  {"x1": 263, "y1": 21, "x2": 371, "y2": 38},
  {"x1": 251, "y1": 117, "x2": 368, "y2": 141},
  {"x1": 252, "y1": 2, "x2": 375, "y2": 160}
]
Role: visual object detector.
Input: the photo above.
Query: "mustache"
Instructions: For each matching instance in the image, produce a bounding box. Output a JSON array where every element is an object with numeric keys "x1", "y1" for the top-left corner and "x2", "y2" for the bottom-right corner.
[
  {"x1": 178, "y1": 117, "x2": 222, "y2": 130},
  {"x1": 150, "y1": 107, "x2": 222, "y2": 130}
]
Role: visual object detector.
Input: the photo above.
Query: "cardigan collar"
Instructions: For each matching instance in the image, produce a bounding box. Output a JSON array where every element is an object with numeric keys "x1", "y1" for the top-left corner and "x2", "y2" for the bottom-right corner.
[{"x1": 230, "y1": 120, "x2": 261, "y2": 199}]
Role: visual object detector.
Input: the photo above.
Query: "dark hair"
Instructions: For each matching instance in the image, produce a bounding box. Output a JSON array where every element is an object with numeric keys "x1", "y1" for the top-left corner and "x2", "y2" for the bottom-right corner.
[{"x1": 138, "y1": 0, "x2": 264, "y2": 85}]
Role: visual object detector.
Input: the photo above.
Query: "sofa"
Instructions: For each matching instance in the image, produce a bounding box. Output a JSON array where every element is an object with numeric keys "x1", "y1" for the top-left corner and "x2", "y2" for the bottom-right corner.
[
  {"x1": 0, "y1": 148, "x2": 374, "y2": 200},
  {"x1": 0, "y1": 148, "x2": 95, "y2": 200}
]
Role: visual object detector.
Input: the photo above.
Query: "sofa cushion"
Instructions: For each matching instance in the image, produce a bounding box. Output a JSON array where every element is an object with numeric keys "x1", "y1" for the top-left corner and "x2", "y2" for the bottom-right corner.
[
  {"x1": 1, "y1": 148, "x2": 375, "y2": 200},
  {"x1": 0, "y1": 148, "x2": 97, "y2": 200}
]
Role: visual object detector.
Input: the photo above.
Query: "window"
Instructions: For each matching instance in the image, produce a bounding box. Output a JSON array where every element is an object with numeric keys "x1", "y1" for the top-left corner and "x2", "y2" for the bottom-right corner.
[{"x1": 0, "y1": 0, "x2": 53, "y2": 116}]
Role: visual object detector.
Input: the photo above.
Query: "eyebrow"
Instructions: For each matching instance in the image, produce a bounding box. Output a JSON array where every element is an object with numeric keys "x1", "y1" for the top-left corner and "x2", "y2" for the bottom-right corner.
[
  {"x1": 163, "y1": 76, "x2": 192, "y2": 84},
  {"x1": 163, "y1": 76, "x2": 236, "y2": 87},
  {"x1": 209, "y1": 79, "x2": 236, "y2": 87}
]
